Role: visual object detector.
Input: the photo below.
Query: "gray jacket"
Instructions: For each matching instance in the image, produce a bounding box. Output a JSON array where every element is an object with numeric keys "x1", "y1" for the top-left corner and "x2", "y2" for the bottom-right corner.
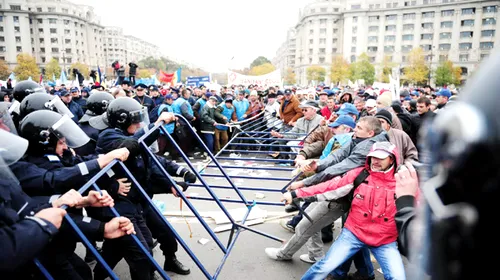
[
  {"x1": 302, "y1": 132, "x2": 390, "y2": 194},
  {"x1": 288, "y1": 114, "x2": 322, "y2": 138}
]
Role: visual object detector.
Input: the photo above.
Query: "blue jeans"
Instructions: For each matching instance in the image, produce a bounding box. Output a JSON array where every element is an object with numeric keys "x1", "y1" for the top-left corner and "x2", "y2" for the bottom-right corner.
[
  {"x1": 302, "y1": 228, "x2": 405, "y2": 280},
  {"x1": 202, "y1": 133, "x2": 215, "y2": 154},
  {"x1": 331, "y1": 248, "x2": 374, "y2": 279}
]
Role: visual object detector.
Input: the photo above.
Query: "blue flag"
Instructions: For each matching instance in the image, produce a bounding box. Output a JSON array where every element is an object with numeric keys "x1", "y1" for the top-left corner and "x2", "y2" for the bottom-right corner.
[{"x1": 60, "y1": 70, "x2": 67, "y2": 84}]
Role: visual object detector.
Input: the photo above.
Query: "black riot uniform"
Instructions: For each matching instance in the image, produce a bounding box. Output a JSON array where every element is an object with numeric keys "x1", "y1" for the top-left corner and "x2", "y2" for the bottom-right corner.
[{"x1": 91, "y1": 97, "x2": 194, "y2": 278}]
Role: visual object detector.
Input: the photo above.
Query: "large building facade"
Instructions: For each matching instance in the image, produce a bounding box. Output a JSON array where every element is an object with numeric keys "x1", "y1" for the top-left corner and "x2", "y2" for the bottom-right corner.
[
  {"x1": 0, "y1": 0, "x2": 160, "y2": 73},
  {"x1": 104, "y1": 27, "x2": 161, "y2": 67},
  {"x1": 274, "y1": 0, "x2": 499, "y2": 86}
]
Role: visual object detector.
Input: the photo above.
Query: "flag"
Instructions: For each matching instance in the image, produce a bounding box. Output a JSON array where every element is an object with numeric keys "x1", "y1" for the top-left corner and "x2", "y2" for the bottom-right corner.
[
  {"x1": 52, "y1": 73, "x2": 56, "y2": 83},
  {"x1": 39, "y1": 74, "x2": 43, "y2": 85},
  {"x1": 8, "y1": 72, "x2": 15, "y2": 81},
  {"x1": 95, "y1": 66, "x2": 102, "y2": 86},
  {"x1": 60, "y1": 70, "x2": 67, "y2": 84},
  {"x1": 159, "y1": 70, "x2": 175, "y2": 84},
  {"x1": 173, "y1": 67, "x2": 181, "y2": 84}
]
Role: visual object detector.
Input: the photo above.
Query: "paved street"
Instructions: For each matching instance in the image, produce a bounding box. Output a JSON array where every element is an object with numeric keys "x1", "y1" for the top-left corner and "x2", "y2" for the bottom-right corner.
[{"x1": 78, "y1": 157, "x2": 411, "y2": 280}]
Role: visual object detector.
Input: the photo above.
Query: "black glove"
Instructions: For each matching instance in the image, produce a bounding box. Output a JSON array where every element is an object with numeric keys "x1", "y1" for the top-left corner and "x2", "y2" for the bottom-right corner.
[
  {"x1": 176, "y1": 181, "x2": 189, "y2": 192},
  {"x1": 182, "y1": 170, "x2": 197, "y2": 183}
]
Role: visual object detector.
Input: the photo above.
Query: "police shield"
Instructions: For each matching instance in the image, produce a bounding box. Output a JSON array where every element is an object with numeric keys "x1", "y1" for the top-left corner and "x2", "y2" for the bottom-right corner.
[
  {"x1": 50, "y1": 114, "x2": 90, "y2": 148},
  {"x1": 0, "y1": 129, "x2": 29, "y2": 165},
  {"x1": 0, "y1": 102, "x2": 18, "y2": 135}
]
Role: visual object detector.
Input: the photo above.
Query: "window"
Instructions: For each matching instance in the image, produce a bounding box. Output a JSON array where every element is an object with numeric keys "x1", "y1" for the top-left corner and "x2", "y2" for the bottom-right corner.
[
  {"x1": 319, "y1": 48, "x2": 325, "y2": 54},
  {"x1": 439, "y1": 44, "x2": 451, "y2": 50},
  {"x1": 439, "y1": 55, "x2": 448, "y2": 62},
  {"x1": 320, "y1": 28, "x2": 326, "y2": 34},
  {"x1": 440, "y1": 32, "x2": 452, "y2": 39},
  {"x1": 332, "y1": 38, "x2": 338, "y2": 43},
  {"x1": 308, "y1": 49, "x2": 313, "y2": 55},
  {"x1": 386, "y1": 14, "x2": 397, "y2": 20},
  {"x1": 16, "y1": 46, "x2": 22, "y2": 52},
  {"x1": 51, "y1": 38, "x2": 58, "y2": 43},
  {"x1": 482, "y1": 30, "x2": 496, "y2": 37},
  {"x1": 352, "y1": 27, "x2": 357, "y2": 33},
  {"x1": 65, "y1": 39, "x2": 71, "y2": 44},
  {"x1": 369, "y1": 26, "x2": 379, "y2": 32},
  {"x1": 421, "y1": 34, "x2": 433, "y2": 40},
  {"x1": 460, "y1": 31, "x2": 473, "y2": 38},
  {"x1": 62, "y1": 8, "x2": 69, "y2": 13},
  {"x1": 14, "y1": 27, "x2": 20, "y2": 32},
  {"x1": 37, "y1": 7, "x2": 42, "y2": 12},
  {"x1": 369, "y1": 56, "x2": 376, "y2": 63},
  {"x1": 332, "y1": 48, "x2": 338, "y2": 53},
  {"x1": 38, "y1": 28, "x2": 43, "y2": 33},
  {"x1": 15, "y1": 36, "x2": 21, "y2": 43},
  {"x1": 48, "y1": 7, "x2": 56, "y2": 12},
  {"x1": 368, "y1": 46, "x2": 378, "y2": 52},
  {"x1": 461, "y1": 20, "x2": 474, "y2": 27},
  {"x1": 319, "y1": 57, "x2": 325, "y2": 63},
  {"x1": 310, "y1": 8, "x2": 315, "y2": 13},
  {"x1": 10, "y1": 5, "x2": 21, "y2": 10},
  {"x1": 65, "y1": 29, "x2": 70, "y2": 34},
  {"x1": 37, "y1": 19, "x2": 43, "y2": 24},
  {"x1": 385, "y1": 25, "x2": 396, "y2": 31},
  {"x1": 459, "y1": 54, "x2": 469, "y2": 62},
  {"x1": 39, "y1": 38, "x2": 44, "y2": 43},
  {"x1": 353, "y1": 16, "x2": 358, "y2": 23},
  {"x1": 64, "y1": 20, "x2": 70, "y2": 25},
  {"x1": 0, "y1": 47, "x2": 5, "y2": 52},
  {"x1": 41, "y1": 57, "x2": 46, "y2": 63},
  {"x1": 51, "y1": 47, "x2": 59, "y2": 53},
  {"x1": 462, "y1": 8, "x2": 475, "y2": 15},
  {"x1": 402, "y1": 34, "x2": 414, "y2": 41},
  {"x1": 309, "y1": 29, "x2": 313, "y2": 35},
  {"x1": 369, "y1": 16, "x2": 379, "y2": 22},
  {"x1": 49, "y1": 18, "x2": 57, "y2": 24},
  {"x1": 402, "y1": 45, "x2": 413, "y2": 52},
  {"x1": 483, "y1": 6, "x2": 498, "y2": 13},
  {"x1": 423, "y1": 11, "x2": 435, "y2": 18},
  {"x1": 333, "y1": 28, "x2": 338, "y2": 33},
  {"x1": 403, "y1": 13, "x2": 415, "y2": 20},
  {"x1": 309, "y1": 39, "x2": 313, "y2": 44},
  {"x1": 320, "y1": 19, "x2": 327, "y2": 24},
  {"x1": 483, "y1": 18, "x2": 497, "y2": 26},
  {"x1": 351, "y1": 47, "x2": 356, "y2": 53},
  {"x1": 422, "y1": 22, "x2": 433, "y2": 29},
  {"x1": 0, "y1": 27, "x2": 3, "y2": 32},
  {"x1": 403, "y1": 24, "x2": 414, "y2": 31},
  {"x1": 441, "y1": 10, "x2": 454, "y2": 16},
  {"x1": 50, "y1": 28, "x2": 57, "y2": 34},
  {"x1": 351, "y1": 4, "x2": 361, "y2": 10},
  {"x1": 384, "y1": 46, "x2": 395, "y2": 52},
  {"x1": 459, "y1": 43, "x2": 472, "y2": 50},
  {"x1": 480, "y1": 42, "x2": 494, "y2": 49},
  {"x1": 0, "y1": 16, "x2": 2, "y2": 22},
  {"x1": 65, "y1": 48, "x2": 71, "y2": 54},
  {"x1": 0, "y1": 36, "x2": 4, "y2": 42},
  {"x1": 441, "y1": 21, "x2": 453, "y2": 28},
  {"x1": 385, "y1": 35, "x2": 396, "y2": 42},
  {"x1": 421, "y1": 45, "x2": 432, "y2": 51},
  {"x1": 368, "y1": 36, "x2": 378, "y2": 42},
  {"x1": 351, "y1": 37, "x2": 357, "y2": 44},
  {"x1": 13, "y1": 16, "x2": 19, "y2": 23}
]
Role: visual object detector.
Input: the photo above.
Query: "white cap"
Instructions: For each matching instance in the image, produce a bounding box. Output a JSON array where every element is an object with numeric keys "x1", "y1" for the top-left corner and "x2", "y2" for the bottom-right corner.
[{"x1": 365, "y1": 99, "x2": 377, "y2": 108}]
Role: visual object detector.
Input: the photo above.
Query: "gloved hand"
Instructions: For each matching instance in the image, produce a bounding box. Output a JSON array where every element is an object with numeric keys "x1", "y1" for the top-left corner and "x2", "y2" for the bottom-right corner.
[
  {"x1": 182, "y1": 169, "x2": 197, "y2": 183},
  {"x1": 176, "y1": 181, "x2": 189, "y2": 192}
]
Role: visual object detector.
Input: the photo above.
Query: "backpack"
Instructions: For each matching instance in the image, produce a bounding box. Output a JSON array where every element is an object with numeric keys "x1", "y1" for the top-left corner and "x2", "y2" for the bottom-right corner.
[{"x1": 338, "y1": 168, "x2": 370, "y2": 212}]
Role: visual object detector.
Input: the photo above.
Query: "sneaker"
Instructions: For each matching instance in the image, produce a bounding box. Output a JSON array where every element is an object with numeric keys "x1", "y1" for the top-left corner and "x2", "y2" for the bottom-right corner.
[
  {"x1": 299, "y1": 254, "x2": 323, "y2": 264},
  {"x1": 284, "y1": 204, "x2": 298, "y2": 213},
  {"x1": 264, "y1": 248, "x2": 292, "y2": 261},
  {"x1": 279, "y1": 219, "x2": 295, "y2": 233}
]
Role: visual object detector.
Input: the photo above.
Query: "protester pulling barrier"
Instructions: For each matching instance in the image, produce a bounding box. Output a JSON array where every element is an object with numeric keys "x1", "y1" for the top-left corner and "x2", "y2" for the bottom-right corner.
[
  {"x1": 35, "y1": 159, "x2": 172, "y2": 280},
  {"x1": 137, "y1": 115, "x2": 286, "y2": 279}
]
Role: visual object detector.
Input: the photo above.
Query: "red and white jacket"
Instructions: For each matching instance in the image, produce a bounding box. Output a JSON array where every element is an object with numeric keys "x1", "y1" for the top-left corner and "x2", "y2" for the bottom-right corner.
[{"x1": 295, "y1": 144, "x2": 409, "y2": 247}]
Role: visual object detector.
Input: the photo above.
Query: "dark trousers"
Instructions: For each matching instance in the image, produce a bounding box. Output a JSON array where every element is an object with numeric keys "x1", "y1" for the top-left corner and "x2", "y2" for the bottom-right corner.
[
  {"x1": 157, "y1": 133, "x2": 179, "y2": 158},
  {"x1": 129, "y1": 76, "x2": 136, "y2": 85},
  {"x1": 144, "y1": 204, "x2": 178, "y2": 260},
  {"x1": 42, "y1": 252, "x2": 92, "y2": 280},
  {"x1": 94, "y1": 215, "x2": 154, "y2": 280}
]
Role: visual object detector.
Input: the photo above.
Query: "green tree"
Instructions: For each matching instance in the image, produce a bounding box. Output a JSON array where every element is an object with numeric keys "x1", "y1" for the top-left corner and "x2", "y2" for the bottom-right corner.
[
  {"x1": 0, "y1": 59, "x2": 10, "y2": 80},
  {"x1": 250, "y1": 56, "x2": 271, "y2": 68},
  {"x1": 13, "y1": 53, "x2": 40, "y2": 81},
  {"x1": 45, "y1": 58, "x2": 61, "y2": 80},
  {"x1": 69, "y1": 62, "x2": 89, "y2": 79},
  {"x1": 284, "y1": 67, "x2": 296, "y2": 85},
  {"x1": 379, "y1": 55, "x2": 396, "y2": 83},
  {"x1": 306, "y1": 65, "x2": 326, "y2": 83},
  {"x1": 249, "y1": 63, "x2": 275, "y2": 76},
  {"x1": 405, "y1": 47, "x2": 429, "y2": 85},
  {"x1": 137, "y1": 68, "x2": 154, "y2": 79},
  {"x1": 330, "y1": 55, "x2": 350, "y2": 85},
  {"x1": 348, "y1": 53, "x2": 375, "y2": 85},
  {"x1": 435, "y1": 60, "x2": 463, "y2": 86}
]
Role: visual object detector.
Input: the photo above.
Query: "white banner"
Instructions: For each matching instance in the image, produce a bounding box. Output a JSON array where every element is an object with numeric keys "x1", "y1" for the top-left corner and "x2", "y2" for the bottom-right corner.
[{"x1": 227, "y1": 70, "x2": 281, "y2": 87}]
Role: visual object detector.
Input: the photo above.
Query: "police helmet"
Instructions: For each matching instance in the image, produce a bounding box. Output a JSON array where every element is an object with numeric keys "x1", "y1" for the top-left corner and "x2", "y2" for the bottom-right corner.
[
  {"x1": 99, "y1": 97, "x2": 147, "y2": 131},
  {"x1": 13, "y1": 80, "x2": 46, "y2": 102},
  {"x1": 19, "y1": 93, "x2": 74, "y2": 119},
  {"x1": 19, "y1": 110, "x2": 90, "y2": 155},
  {"x1": 80, "y1": 91, "x2": 114, "y2": 123}
]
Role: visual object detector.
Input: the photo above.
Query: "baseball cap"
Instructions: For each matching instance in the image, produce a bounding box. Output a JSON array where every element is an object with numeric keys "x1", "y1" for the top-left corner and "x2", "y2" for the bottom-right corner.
[
  {"x1": 299, "y1": 100, "x2": 319, "y2": 110},
  {"x1": 367, "y1": 141, "x2": 396, "y2": 159},
  {"x1": 284, "y1": 89, "x2": 292, "y2": 95},
  {"x1": 436, "y1": 88, "x2": 451, "y2": 98},
  {"x1": 329, "y1": 115, "x2": 356, "y2": 129},
  {"x1": 365, "y1": 99, "x2": 377, "y2": 108},
  {"x1": 337, "y1": 103, "x2": 359, "y2": 117},
  {"x1": 70, "y1": 87, "x2": 79, "y2": 93}
]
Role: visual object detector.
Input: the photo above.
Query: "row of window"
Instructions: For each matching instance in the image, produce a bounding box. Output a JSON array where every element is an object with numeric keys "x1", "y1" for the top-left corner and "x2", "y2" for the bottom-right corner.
[
  {"x1": 368, "y1": 6, "x2": 497, "y2": 22},
  {"x1": 368, "y1": 18, "x2": 497, "y2": 32},
  {"x1": 364, "y1": 41, "x2": 494, "y2": 52},
  {"x1": 9, "y1": 4, "x2": 87, "y2": 18},
  {"x1": 309, "y1": 28, "x2": 339, "y2": 34},
  {"x1": 366, "y1": 30, "x2": 495, "y2": 42}
]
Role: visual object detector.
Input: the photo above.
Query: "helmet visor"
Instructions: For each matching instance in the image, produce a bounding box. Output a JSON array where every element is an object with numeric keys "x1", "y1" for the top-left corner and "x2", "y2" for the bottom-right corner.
[
  {"x1": 0, "y1": 156, "x2": 21, "y2": 189},
  {"x1": 0, "y1": 129, "x2": 28, "y2": 165},
  {"x1": 130, "y1": 107, "x2": 148, "y2": 125},
  {"x1": 47, "y1": 96, "x2": 74, "y2": 119},
  {"x1": 49, "y1": 114, "x2": 90, "y2": 148},
  {"x1": 0, "y1": 103, "x2": 18, "y2": 135},
  {"x1": 8, "y1": 100, "x2": 21, "y2": 115}
]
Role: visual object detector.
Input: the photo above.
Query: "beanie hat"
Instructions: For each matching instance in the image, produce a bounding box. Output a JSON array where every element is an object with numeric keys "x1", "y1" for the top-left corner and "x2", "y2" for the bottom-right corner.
[
  {"x1": 377, "y1": 94, "x2": 392, "y2": 107},
  {"x1": 375, "y1": 109, "x2": 393, "y2": 125}
]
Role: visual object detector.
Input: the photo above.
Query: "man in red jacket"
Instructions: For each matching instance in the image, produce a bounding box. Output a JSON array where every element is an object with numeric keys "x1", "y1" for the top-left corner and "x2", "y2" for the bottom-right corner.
[{"x1": 283, "y1": 141, "x2": 407, "y2": 280}]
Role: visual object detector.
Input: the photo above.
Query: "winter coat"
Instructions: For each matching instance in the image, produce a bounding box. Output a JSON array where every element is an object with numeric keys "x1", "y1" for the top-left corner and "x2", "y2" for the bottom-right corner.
[
  {"x1": 299, "y1": 125, "x2": 335, "y2": 159},
  {"x1": 279, "y1": 95, "x2": 303, "y2": 124}
]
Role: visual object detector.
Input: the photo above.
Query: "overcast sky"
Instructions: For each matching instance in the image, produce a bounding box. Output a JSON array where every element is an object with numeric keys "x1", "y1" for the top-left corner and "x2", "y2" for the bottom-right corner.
[{"x1": 71, "y1": 0, "x2": 311, "y2": 72}]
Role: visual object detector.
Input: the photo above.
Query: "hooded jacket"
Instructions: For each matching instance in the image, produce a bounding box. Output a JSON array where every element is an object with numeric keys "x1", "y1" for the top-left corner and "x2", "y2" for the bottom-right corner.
[{"x1": 295, "y1": 142, "x2": 401, "y2": 247}]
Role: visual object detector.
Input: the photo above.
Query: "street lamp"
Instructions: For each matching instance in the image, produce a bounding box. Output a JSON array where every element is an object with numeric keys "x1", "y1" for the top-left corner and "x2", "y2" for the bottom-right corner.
[{"x1": 428, "y1": 46, "x2": 435, "y2": 84}]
